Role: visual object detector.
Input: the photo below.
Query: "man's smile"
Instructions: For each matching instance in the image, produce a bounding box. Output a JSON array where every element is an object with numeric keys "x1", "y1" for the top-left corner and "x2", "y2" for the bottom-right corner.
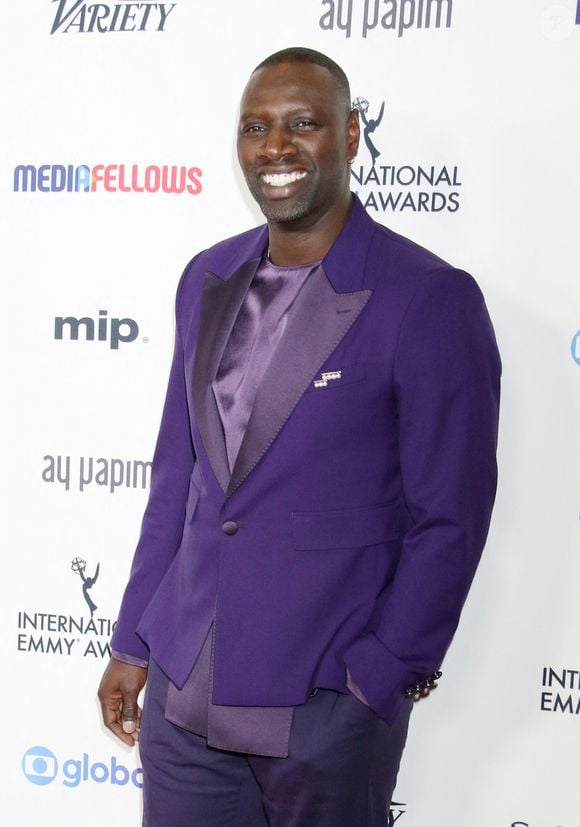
[{"x1": 260, "y1": 171, "x2": 308, "y2": 188}]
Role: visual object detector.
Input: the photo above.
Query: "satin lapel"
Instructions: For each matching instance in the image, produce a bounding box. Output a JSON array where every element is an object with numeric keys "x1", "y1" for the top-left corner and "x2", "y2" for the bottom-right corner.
[
  {"x1": 227, "y1": 264, "x2": 371, "y2": 497},
  {"x1": 192, "y1": 259, "x2": 260, "y2": 492}
]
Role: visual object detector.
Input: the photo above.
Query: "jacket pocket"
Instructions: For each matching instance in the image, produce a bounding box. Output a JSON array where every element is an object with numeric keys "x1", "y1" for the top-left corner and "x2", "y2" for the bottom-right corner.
[{"x1": 291, "y1": 502, "x2": 402, "y2": 551}]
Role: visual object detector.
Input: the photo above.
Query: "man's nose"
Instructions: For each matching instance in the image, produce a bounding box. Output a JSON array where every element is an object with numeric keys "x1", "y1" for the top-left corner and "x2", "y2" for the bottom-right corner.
[{"x1": 260, "y1": 125, "x2": 297, "y2": 161}]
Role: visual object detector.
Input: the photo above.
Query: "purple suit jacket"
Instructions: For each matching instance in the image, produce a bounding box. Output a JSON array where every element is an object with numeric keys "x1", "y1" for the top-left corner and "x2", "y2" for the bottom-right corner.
[{"x1": 111, "y1": 197, "x2": 501, "y2": 724}]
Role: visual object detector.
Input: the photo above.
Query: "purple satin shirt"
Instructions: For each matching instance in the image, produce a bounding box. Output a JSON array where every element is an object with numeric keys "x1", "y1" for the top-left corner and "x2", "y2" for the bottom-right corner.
[{"x1": 213, "y1": 256, "x2": 315, "y2": 473}]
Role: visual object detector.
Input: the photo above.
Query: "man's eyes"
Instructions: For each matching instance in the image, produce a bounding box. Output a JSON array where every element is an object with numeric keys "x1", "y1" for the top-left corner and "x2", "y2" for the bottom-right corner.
[{"x1": 240, "y1": 120, "x2": 319, "y2": 134}]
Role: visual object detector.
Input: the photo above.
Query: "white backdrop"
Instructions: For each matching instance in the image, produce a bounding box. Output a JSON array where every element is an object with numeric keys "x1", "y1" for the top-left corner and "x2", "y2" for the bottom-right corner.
[{"x1": 1, "y1": 2, "x2": 579, "y2": 825}]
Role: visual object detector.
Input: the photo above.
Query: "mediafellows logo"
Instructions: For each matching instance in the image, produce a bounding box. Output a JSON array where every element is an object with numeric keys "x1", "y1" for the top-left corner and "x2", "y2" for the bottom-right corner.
[
  {"x1": 22, "y1": 745, "x2": 142, "y2": 788},
  {"x1": 571, "y1": 331, "x2": 580, "y2": 365},
  {"x1": 50, "y1": 1, "x2": 176, "y2": 34},
  {"x1": 319, "y1": 0, "x2": 452, "y2": 38},
  {"x1": 351, "y1": 98, "x2": 461, "y2": 214},
  {"x1": 13, "y1": 163, "x2": 202, "y2": 195}
]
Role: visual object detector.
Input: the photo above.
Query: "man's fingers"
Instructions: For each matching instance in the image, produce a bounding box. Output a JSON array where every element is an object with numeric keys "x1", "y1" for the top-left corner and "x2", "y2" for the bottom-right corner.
[
  {"x1": 108, "y1": 718, "x2": 140, "y2": 747},
  {"x1": 121, "y1": 697, "x2": 139, "y2": 729},
  {"x1": 100, "y1": 695, "x2": 139, "y2": 745},
  {"x1": 122, "y1": 719, "x2": 136, "y2": 734},
  {"x1": 121, "y1": 694, "x2": 143, "y2": 733},
  {"x1": 97, "y1": 659, "x2": 147, "y2": 747}
]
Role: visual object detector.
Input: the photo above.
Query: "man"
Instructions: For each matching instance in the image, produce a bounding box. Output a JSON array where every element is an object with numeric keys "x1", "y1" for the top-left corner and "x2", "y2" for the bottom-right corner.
[{"x1": 98, "y1": 47, "x2": 501, "y2": 825}]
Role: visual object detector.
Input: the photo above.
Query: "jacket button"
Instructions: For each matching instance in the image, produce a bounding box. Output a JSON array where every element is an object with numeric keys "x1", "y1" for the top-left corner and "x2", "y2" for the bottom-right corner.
[{"x1": 222, "y1": 520, "x2": 238, "y2": 536}]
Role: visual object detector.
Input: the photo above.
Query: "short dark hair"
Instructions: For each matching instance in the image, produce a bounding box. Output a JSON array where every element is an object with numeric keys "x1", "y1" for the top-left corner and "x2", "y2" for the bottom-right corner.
[{"x1": 253, "y1": 47, "x2": 351, "y2": 113}]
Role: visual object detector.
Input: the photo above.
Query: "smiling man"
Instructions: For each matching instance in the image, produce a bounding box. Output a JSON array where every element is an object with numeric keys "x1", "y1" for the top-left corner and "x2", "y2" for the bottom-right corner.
[{"x1": 98, "y1": 48, "x2": 501, "y2": 826}]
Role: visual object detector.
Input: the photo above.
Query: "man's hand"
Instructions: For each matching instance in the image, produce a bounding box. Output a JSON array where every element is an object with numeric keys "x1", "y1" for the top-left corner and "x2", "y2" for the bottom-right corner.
[{"x1": 98, "y1": 659, "x2": 148, "y2": 747}]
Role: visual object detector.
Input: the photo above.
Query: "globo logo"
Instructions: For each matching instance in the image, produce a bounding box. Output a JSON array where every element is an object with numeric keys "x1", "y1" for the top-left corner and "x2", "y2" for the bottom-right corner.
[
  {"x1": 22, "y1": 745, "x2": 142, "y2": 788},
  {"x1": 571, "y1": 331, "x2": 580, "y2": 365},
  {"x1": 22, "y1": 746, "x2": 58, "y2": 786}
]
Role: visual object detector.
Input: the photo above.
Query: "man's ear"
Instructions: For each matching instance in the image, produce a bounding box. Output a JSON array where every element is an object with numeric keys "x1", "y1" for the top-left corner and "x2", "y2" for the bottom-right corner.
[{"x1": 346, "y1": 109, "x2": 360, "y2": 162}]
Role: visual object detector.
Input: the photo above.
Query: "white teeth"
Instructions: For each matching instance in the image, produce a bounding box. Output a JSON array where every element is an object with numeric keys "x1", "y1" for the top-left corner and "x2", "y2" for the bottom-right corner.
[{"x1": 261, "y1": 171, "x2": 307, "y2": 187}]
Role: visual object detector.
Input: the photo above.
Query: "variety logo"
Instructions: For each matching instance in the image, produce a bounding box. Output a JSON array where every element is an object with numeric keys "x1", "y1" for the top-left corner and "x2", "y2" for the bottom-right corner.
[
  {"x1": 351, "y1": 98, "x2": 462, "y2": 214},
  {"x1": 54, "y1": 309, "x2": 141, "y2": 350},
  {"x1": 13, "y1": 163, "x2": 202, "y2": 195},
  {"x1": 540, "y1": 666, "x2": 580, "y2": 715},
  {"x1": 22, "y1": 745, "x2": 142, "y2": 788},
  {"x1": 571, "y1": 331, "x2": 580, "y2": 365},
  {"x1": 42, "y1": 453, "x2": 152, "y2": 493},
  {"x1": 319, "y1": 0, "x2": 452, "y2": 39},
  {"x1": 50, "y1": 1, "x2": 176, "y2": 34}
]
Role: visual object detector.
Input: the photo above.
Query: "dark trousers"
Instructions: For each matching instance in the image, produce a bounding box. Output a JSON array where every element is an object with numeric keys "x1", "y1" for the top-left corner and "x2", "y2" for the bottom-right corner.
[{"x1": 140, "y1": 660, "x2": 412, "y2": 827}]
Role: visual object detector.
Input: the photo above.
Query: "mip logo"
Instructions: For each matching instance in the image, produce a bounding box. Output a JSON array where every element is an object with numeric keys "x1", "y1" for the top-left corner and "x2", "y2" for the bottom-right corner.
[
  {"x1": 22, "y1": 745, "x2": 142, "y2": 788},
  {"x1": 571, "y1": 331, "x2": 580, "y2": 365},
  {"x1": 22, "y1": 746, "x2": 58, "y2": 786},
  {"x1": 352, "y1": 97, "x2": 385, "y2": 167},
  {"x1": 54, "y1": 310, "x2": 141, "y2": 350}
]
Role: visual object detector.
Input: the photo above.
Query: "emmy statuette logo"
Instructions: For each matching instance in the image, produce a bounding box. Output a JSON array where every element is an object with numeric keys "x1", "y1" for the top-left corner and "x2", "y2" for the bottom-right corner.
[
  {"x1": 352, "y1": 97, "x2": 385, "y2": 167},
  {"x1": 71, "y1": 557, "x2": 100, "y2": 616},
  {"x1": 352, "y1": 98, "x2": 385, "y2": 167}
]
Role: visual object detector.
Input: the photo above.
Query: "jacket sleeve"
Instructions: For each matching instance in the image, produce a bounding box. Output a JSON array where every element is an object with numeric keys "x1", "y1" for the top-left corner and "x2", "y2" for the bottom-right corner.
[
  {"x1": 343, "y1": 268, "x2": 501, "y2": 723},
  {"x1": 110, "y1": 260, "x2": 199, "y2": 661}
]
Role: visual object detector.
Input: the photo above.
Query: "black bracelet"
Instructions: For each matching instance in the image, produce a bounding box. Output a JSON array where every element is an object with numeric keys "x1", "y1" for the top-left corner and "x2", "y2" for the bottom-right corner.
[{"x1": 403, "y1": 670, "x2": 442, "y2": 698}]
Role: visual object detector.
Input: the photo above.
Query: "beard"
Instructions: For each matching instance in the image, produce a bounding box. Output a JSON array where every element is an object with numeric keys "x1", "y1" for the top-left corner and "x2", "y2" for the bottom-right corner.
[{"x1": 244, "y1": 169, "x2": 318, "y2": 224}]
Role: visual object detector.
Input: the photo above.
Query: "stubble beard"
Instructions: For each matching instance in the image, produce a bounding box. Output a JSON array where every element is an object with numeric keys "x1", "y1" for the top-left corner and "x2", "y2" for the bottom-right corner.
[{"x1": 245, "y1": 171, "x2": 316, "y2": 225}]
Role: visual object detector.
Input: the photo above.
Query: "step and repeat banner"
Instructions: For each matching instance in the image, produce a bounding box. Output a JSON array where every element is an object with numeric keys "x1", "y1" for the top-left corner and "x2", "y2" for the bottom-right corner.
[{"x1": 1, "y1": 1, "x2": 579, "y2": 825}]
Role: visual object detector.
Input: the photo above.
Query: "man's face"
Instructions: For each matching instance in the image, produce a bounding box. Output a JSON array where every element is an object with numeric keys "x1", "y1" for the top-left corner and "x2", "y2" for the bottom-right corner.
[{"x1": 237, "y1": 62, "x2": 359, "y2": 226}]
